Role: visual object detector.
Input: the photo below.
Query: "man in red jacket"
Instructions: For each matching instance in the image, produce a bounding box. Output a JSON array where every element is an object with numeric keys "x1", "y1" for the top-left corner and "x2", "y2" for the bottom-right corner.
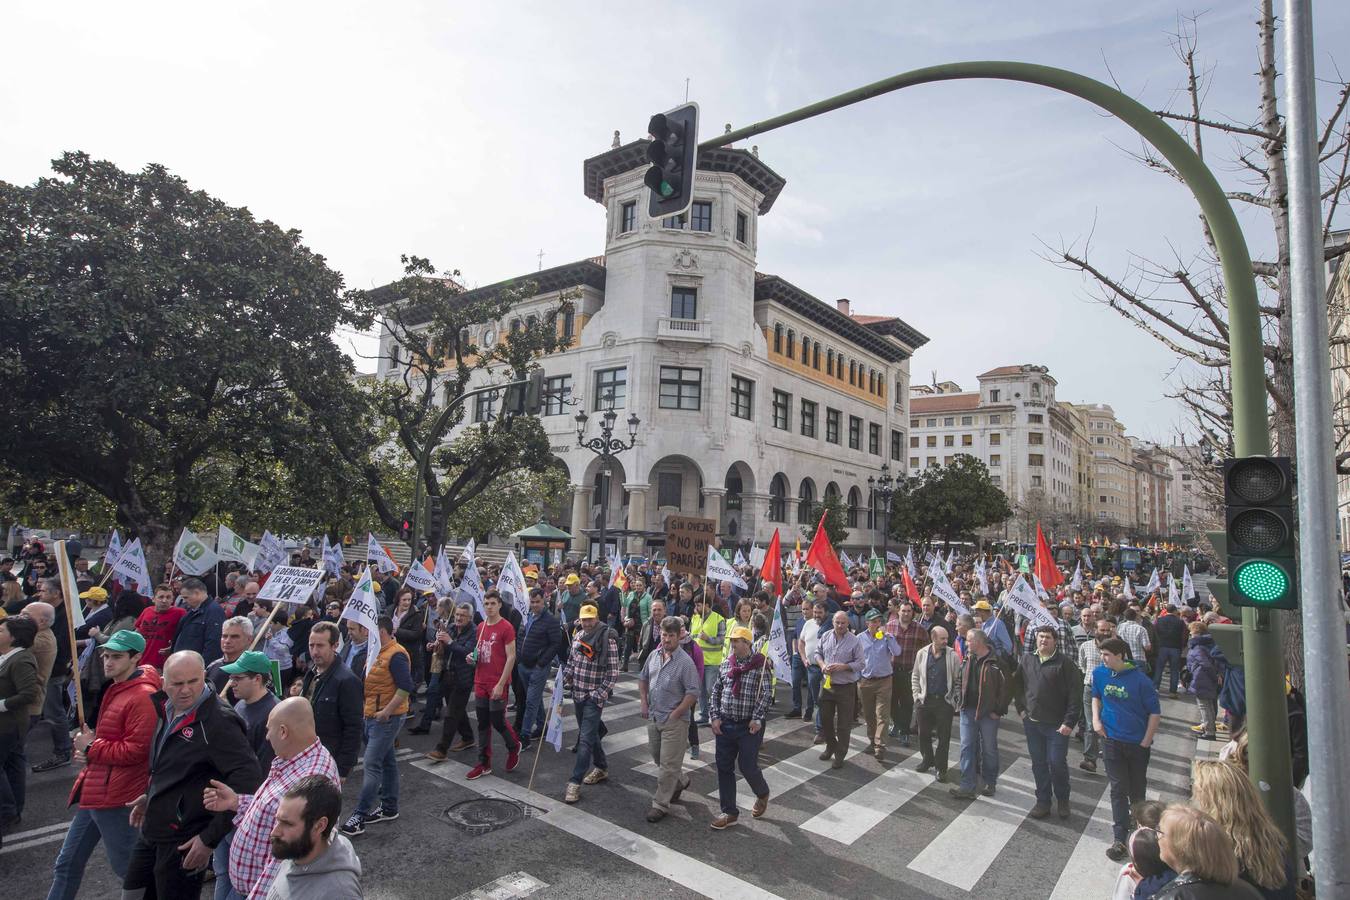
[
  {"x1": 47, "y1": 629, "x2": 161, "y2": 900},
  {"x1": 135, "y1": 584, "x2": 186, "y2": 670}
]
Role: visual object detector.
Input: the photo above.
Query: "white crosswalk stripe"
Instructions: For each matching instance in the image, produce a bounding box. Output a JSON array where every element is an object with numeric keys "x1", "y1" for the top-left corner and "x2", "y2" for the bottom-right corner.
[
  {"x1": 632, "y1": 716, "x2": 811, "y2": 777},
  {"x1": 799, "y1": 754, "x2": 935, "y2": 844},
  {"x1": 711, "y1": 731, "x2": 871, "y2": 799}
]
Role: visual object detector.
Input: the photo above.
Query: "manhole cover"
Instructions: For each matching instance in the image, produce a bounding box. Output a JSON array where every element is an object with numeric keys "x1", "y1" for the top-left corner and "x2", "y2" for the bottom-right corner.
[{"x1": 442, "y1": 797, "x2": 525, "y2": 835}]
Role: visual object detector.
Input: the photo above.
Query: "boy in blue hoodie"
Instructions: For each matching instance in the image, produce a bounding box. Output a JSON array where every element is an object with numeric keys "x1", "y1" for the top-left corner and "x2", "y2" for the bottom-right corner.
[{"x1": 1091, "y1": 636, "x2": 1161, "y2": 863}]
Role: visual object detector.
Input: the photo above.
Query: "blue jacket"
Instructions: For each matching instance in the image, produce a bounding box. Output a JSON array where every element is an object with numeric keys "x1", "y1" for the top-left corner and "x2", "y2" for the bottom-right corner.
[
  {"x1": 516, "y1": 609, "x2": 562, "y2": 669},
  {"x1": 1185, "y1": 634, "x2": 1223, "y2": 699},
  {"x1": 1091, "y1": 662, "x2": 1160, "y2": 745},
  {"x1": 172, "y1": 599, "x2": 226, "y2": 666}
]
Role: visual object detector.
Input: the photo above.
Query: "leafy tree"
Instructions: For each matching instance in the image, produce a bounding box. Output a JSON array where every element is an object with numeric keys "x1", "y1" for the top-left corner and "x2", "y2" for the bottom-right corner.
[
  {"x1": 891, "y1": 456, "x2": 1010, "y2": 548},
  {"x1": 803, "y1": 493, "x2": 849, "y2": 548},
  {"x1": 0, "y1": 153, "x2": 366, "y2": 573},
  {"x1": 308, "y1": 256, "x2": 572, "y2": 551}
]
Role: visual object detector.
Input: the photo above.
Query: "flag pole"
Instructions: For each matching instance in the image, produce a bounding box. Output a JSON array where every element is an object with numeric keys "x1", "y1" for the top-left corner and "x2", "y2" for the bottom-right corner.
[
  {"x1": 247, "y1": 601, "x2": 286, "y2": 652},
  {"x1": 54, "y1": 541, "x2": 87, "y2": 732},
  {"x1": 525, "y1": 688, "x2": 559, "y2": 793}
]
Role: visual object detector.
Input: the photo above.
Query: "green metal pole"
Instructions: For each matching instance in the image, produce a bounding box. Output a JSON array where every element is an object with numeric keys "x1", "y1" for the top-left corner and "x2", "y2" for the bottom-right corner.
[{"x1": 703, "y1": 61, "x2": 1293, "y2": 843}]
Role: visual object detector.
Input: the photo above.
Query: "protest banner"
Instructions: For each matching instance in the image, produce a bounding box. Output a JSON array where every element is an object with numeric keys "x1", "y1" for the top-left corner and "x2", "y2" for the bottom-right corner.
[
  {"x1": 173, "y1": 528, "x2": 219, "y2": 577},
  {"x1": 664, "y1": 515, "x2": 717, "y2": 576},
  {"x1": 705, "y1": 545, "x2": 748, "y2": 590},
  {"x1": 256, "y1": 566, "x2": 326, "y2": 604},
  {"x1": 1005, "y1": 575, "x2": 1056, "y2": 629}
]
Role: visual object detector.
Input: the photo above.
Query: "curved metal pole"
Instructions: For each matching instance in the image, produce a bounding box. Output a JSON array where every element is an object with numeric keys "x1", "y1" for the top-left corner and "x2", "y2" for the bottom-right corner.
[{"x1": 705, "y1": 60, "x2": 1291, "y2": 843}]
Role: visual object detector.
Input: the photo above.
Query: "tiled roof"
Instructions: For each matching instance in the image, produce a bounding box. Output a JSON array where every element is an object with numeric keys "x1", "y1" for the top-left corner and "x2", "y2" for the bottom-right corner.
[
  {"x1": 979, "y1": 365, "x2": 1030, "y2": 378},
  {"x1": 850, "y1": 314, "x2": 894, "y2": 324},
  {"x1": 909, "y1": 393, "x2": 981, "y2": 413}
]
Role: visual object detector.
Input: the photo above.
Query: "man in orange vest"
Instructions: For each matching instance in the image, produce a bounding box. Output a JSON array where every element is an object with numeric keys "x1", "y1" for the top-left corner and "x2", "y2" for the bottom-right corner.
[{"x1": 339, "y1": 616, "x2": 411, "y2": 837}]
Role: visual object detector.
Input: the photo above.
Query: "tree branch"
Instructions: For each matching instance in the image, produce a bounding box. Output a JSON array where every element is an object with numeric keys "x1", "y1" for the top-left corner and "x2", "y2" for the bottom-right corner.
[{"x1": 1152, "y1": 109, "x2": 1275, "y2": 143}]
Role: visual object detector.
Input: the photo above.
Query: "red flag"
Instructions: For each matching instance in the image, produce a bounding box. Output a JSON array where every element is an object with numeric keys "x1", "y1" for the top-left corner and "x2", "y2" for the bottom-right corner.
[
  {"x1": 1034, "y1": 522, "x2": 1063, "y2": 590},
  {"x1": 901, "y1": 566, "x2": 921, "y2": 603},
  {"x1": 805, "y1": 512, "x2": 850, "y2": 595},
  {"x1": 760, "y1": 529, "x2": 783, "y2": 598}
]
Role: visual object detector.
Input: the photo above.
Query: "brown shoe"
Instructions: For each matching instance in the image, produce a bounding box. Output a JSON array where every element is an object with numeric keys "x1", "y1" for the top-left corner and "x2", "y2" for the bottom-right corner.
[
  {"x1": 450, "y1": 739, "x2": 474, "y2": 752},
  {"x1": 564, "y1": 782, "x2": 581, "y2": 803},
  {"x1": 670, "y1": 776, "x2": 690, "y2": 805},
  {"x1": 818, "y1": 749, "x2": 834, "y2": 761},
  {"x1": 710, "y1": 813, "x2": 739, "y2": 830},
  {"x1": 583, "y1": 767, "x2": 608, "y2": 785},
  {"x1": 646, "y1": 807, "x2": 667, "y2": 823},
  {"x1": 424, "y1": 749, "x2": 448, "y2": 762},
  {"x1": 751, "y1": 795, "x2": 769, "y2": 818}
]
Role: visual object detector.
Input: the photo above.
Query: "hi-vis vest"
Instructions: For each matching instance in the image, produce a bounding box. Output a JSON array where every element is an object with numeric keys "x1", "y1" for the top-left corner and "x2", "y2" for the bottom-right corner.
[
  {"x1": 693, "y1": 611, "x2": 726, "y2": 666},
  {"x1": 363, "y1": 639, "x2": 411, "y2": 718}
]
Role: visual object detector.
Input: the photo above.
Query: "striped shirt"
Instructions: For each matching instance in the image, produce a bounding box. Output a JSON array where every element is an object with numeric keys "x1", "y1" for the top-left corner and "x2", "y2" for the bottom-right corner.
[{"x1": 639, "y1": 645, "x2": 700, "y2": 725}]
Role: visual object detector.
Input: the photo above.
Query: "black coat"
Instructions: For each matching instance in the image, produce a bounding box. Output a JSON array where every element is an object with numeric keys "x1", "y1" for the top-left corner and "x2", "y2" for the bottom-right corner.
[
  {"x1": 516, "y1": 610, "x2": 562, "y2": 669},
  {"x1": 1011, "y1": 650, "x2": 1083, "y2": 730},
  {"x1": 1154, "y1": 613, "x2": 1188, "y2": 650},
  {"x1": 300, "y1": 658, "x2": 364, "y2": 776},
  {"x1": 144, "y1": 690, "x2": 261, "y2": 847},
  {"x1": 1152, "y1": 873, "x2": 1263, "y2": 900}
]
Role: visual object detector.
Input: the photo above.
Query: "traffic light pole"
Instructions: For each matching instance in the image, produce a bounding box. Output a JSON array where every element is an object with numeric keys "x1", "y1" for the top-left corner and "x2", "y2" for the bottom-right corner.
[
  {"x1": 1285, "y1": 1, "x2": 1350, "y2": 890},
  {"x1": 699, "y1": 59, "x2": 1294, "y2": 845}
]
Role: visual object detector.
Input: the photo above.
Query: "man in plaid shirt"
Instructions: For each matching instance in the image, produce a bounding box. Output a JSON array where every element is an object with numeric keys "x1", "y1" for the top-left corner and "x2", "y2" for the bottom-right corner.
[
  {"x1": 708, "y1": 625, "x2": 774, "y2": 830},
  {"x1": 562, "y1": 605, "x2": 619, "y2": 804},
  {"x1": 202, "y1": 698, "x2": 340, "y2": 900},
  {"x1": 1019, "y1": 607, "x2": 1075, "y2": 658},
  {"x1": 885, "y1": 601, "x2": 928, "y2": 746}
]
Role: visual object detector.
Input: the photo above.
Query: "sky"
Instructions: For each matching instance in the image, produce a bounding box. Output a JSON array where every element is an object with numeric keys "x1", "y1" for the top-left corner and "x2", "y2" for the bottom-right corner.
[{"x1": 4, "y1": 1, "x2": 1348, "y2": 442}]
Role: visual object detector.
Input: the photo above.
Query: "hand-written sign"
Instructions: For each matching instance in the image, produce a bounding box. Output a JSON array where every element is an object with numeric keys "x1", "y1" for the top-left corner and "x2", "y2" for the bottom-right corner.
[
  {"x1": 256, "y1": 566, "x2": 325, "y2": 604},
  {"x1": 664, "y1": 515, "x2": 717, "y2": 576}
]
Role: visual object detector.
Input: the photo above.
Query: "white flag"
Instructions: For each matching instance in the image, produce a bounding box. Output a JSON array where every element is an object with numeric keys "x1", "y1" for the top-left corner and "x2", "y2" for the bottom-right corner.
[
  {"x1": 840, "y1": 551, "x2": 855, "y2": 570},
  {"x1": 433, "y1": 547, "x2": 455, "y2": 599},
  {"x1": 110, "y1": 538, "x2": 153, "y2": 596},
  {"x1": 1032, "y1": 572, "x2": 1050, "y2": 600},
  {"x1": 1005, "y1": 575, "x2": 1056, "y2": 629},
  {"x1": 104, "y1": 529, "x2": 122, "y2": 572},
  {"x1": 403, "y1": 558, "x2": 437, "y2": 595},
  {"x1": 459, "y1": 538, "x2": 476, "y2": 562},
  {"x1": 905, "y1": 547, "x2": 918, "y2": 582},
  {"x1": 254, "y1": 531, "x2": 288, "y2": 575},
  {"x1": 1167, "y1": 574, "x2": 1181, "y2": 607},
  {"x1": 173, "y1": 528, "x2": 219, "y2": 577},
  {"x1": 54, "y1": 540, "x2": 85, "y2": 628},
  {"x1": 340, "y1": 567, "x2": 381, "y2": 676},
  {"x1": 322, "y1": 537, "x2": 345, "y2": 578},
  {"x1": 945, "y1": 548, "x2": 956, "y2": 573},
  {"x1": 734, "y1": 549, "x2": 747, "y2": 568},
  {"x1": 928, "y1": 566, "x2": 970, "y2": 617},
  {"x1": 367, "y1": 533, "x2": 399, "y2": 574},
  {"x1": 974, "y1": 557, "x2": 990, "y2": 597},
  {"x1": 544, "y1": 665, "x2": 567, "y2": 752},
  {"x1": 705, "y1": 545, "x2": 747, "y2": 590},
  {"x1": 1144, "y1": 568, "x2": 1161, "y2": 594},
  {"x1": 1182, "y1": 565, "x2": 1196, "y2": 601},
  {"x1": 216, "y1": 524, "x2": 259, "y2": 568},
  {"x1": 1122, "y1": 576, "x2": 1136, "y2": 600},
  {"x1": 886, "y1": 550, "x2": 903, "y2": 564},
  {"x1": 499, "y1": 551, "x2": 530, "y2": 618},
  {"x1": 458, "y1": 556, "x2": 486, "y2": 619},
  {"x1": 748, "y1": 545, "x2": 766, "y2": 569},
  {"x1": 766, "y1": 601, "x2": 794, "y2": 682},
  {"x1": 1069, "y1": 562, "x2": 1083, "y2": 592}
]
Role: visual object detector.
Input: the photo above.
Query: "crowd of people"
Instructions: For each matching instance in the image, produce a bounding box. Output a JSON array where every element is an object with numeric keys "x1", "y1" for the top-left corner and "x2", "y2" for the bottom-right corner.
[{"x1": 0, "y1": 534, "x2": 1313, "y2": 899}]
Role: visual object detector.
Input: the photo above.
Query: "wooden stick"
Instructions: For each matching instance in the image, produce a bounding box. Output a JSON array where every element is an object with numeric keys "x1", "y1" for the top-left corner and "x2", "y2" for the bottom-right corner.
[
  {"x1": 526, "y1": 682, "x2": 562, "y2": 793},
  {"x1": 247, "y1": 600, "x2": 286, "y2": 652},
  {"x1": 54, "y1": 541, "x2": 87, "y2": 732}
]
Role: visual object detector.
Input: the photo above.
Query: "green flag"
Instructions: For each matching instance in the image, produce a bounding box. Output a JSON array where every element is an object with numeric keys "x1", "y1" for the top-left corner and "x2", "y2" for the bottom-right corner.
[
  {"x1": 869, "y1": 553, "x2": 883, "y2": 580},
  {"x1": 1017, "y1": 553, "x2": 1031, "y2": 573}
]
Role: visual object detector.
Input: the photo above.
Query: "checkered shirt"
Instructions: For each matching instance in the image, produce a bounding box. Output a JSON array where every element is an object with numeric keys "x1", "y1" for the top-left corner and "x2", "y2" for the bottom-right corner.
[
  {"x1": 709, "y1": 655, "x2": 773, "y2": 723},
  {"x1": 1078, "y1": 639, "x2": 1103, "y2": 687},
  {"x1": 1019, "y1": 618, "x2": 1076, "y2": 657},
  {"x1": 885, "y1": 618, "x2": 928, "y2": 668},
  {"x1": 564, "y1": 626, "x2": 619, "y2": 707},
  {"x1": 1116, "y1": 620, "x2": 1150, "y2": 665},
  {"x1": 233, "y1": 739, "x2": 340, "y2": 900}
]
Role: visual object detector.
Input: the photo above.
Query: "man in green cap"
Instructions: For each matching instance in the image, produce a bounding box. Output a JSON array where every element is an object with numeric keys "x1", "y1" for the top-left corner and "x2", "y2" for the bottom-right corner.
[
  {"x1": 221, "y1": 650, "x2": 279, "y2": 771},
  {"x1": 858, "y1": 608, "x2": 902, "y2": 760},
  {"x1": 49, "y1": 628, "x2": 161, "y2": 899}
]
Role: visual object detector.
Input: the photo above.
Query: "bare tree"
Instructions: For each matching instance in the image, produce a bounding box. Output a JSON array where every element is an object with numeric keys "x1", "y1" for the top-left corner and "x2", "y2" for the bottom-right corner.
[{"x1": 1048, "y1": 3, "x2": 1350, "y2": 685}]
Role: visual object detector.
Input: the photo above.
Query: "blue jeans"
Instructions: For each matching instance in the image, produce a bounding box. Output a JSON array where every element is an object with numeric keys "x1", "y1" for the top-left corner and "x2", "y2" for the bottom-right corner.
[
  {"x1": 417, "y1": 675, "x2": 444, "y2": 730},
  {"x1": 958, "y1": 710, "x2": 1001, "y2": 791},
  {"x1": 790, "y1": 656, "x2": 807, "y2": 713},
  {"x1": 46, "y1": 806, "x2": 140, "y2": 900},
  {"x1": 519, "y1": 665, "x2": 549, "y2": 737},
  {"x1": 211, "y1": 831, "x2": 245, "y2": 900},
  {"x1": 1022, "y1": 718, "x2": 1070, "y2": 805},
  {"x1": 697, "y1": 666, "x2": 719, "y2": 722},
  {"x1": 39, "y1": 676, "x2": 74, "y2": 756},
  {"x1": 1153, "y1": 647, "x2": 1182, "y2": 693},
  {"x1": 0, "y1": 730, "x2": 25, "y2": 819},
  {"x1": 714, "y1": 720, "x2": 770, "y2": 816},
  {"x1": 356, "y1": 715, "x2": 404, "y2": 817},
  {"x1": 806, "y1": 665, "x2": 823, "y2": 730},
  {"x1": 569, "y1": 698, "x2": 608, "y2": 784}
]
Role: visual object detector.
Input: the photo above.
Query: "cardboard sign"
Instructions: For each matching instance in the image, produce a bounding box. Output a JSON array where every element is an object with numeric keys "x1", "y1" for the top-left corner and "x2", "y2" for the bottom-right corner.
[
  {"x1": 664, "y1": 515, "x2": 717, "y2": 576},
  {"x1": 256, "y1": 566, "x2": 325, "y2": 604}
]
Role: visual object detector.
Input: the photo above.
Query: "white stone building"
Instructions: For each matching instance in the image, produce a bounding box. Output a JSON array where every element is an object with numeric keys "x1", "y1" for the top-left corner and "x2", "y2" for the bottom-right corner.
[{"x1": 376, "y1": 140, "x2": 927, "y2": 558}]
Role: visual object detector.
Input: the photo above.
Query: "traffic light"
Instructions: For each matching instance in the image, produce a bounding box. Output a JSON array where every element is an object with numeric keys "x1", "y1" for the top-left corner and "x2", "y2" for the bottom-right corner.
[
  {"x1": 426, "y1": 496, "x2": 445, "y2": 547},
  {"x1": 643, "y1": 103, "x2": 699, "y2": 219},
  {"x1": 524, "y1": 370, "x2": 545, "y2": 416},
  {"x1": 1223, "y1": 456, "x2": 1297, "y2": 609},
  {"x1": 399, "y1": 511, "x2": 414, "y2": 543}
]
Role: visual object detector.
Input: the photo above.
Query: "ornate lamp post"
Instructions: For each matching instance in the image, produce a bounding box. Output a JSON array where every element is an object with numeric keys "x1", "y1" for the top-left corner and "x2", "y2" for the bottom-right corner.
[
  {"x1": 575, "y1": 391, "x2": 640, "y2": 564},
  {"x1": 868, "y1": 463, "x2": 897, "y2": 568}
]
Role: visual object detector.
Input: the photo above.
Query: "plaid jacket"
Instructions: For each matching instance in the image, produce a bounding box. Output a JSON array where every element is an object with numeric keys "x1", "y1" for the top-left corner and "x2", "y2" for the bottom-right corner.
[
  {"x1": 709, "y1": 654, "x2": 773, "y2": 724},
  {"x1": 564, "y1": 625, "x2": 619, "y2": 707}
]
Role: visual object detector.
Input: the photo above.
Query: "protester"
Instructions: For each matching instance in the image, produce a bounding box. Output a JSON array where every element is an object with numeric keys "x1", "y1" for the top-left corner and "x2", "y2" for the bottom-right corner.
[
  {"x1": 136, "y1": 584, "x2": 187, "y2": 670},
  {"x1": 340, "y1": 617, "x2": 411, "y2": 837},
  {"x1": 173, "y1": 577, "x2": 227, "y2": 666},
  {"x1": 708, "y1": 624, "x2": 773, "y2": 829},
  {"x1": 297, "y1": 621, "x2": 363, "y2": 779},
  {"x1": 466, "y1": 591, "x2": 520, "y2": 780},
  {"x1": 857, "y1": 608, "x2": 902, "y2": 760},
  {"x1": 885, "y1": 600, "x2": 927, "y2": 746},
  {"x1": 223, "y1": 650, "x2": 281, "y2": 771},
  {"x1": 638, "y1": 615, "x2": 700, "y2": 823},
  {"x1": 813, "y1": 610, "x2": 863, "y2": 770},
  {"x1": 1184, "y1": 621, "x2": 1223, "y2": 741},
  {"x1": 562, "y1": 603, "x2": 618, "y2": 804},
  {"x1": 1010, "y1": 624, "x2": 1081, "y2": 819},
  {"x1": 911, "y1": 625, "x2": 960, "y2": 783},
  {"x1": 950, "y1": 629, "x2": 1008, "y2": 800},
  {"x1": 265, "y1": 775, "x2": 362, "y2": 899},
  {"x1": 0, "y1": 615, "x2": 41, "y2": 848},
  {"x1": 422, "y1": 603, "x2": 477, "y2": 761},
  {"x1": 512, "y1": 587, "x2": 561, "y2": 751},
  {"x1": 1093, "y1": 636, "x2": 1162, "y2": 862},
  {"x1": 690, "y1": 594, "x2": 726, "y2": 725}
]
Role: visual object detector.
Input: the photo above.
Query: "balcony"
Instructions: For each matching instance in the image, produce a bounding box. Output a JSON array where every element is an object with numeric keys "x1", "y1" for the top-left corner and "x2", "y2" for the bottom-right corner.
[{"x1": 657, "y1": 316, "x2": 712, "y2": 343}]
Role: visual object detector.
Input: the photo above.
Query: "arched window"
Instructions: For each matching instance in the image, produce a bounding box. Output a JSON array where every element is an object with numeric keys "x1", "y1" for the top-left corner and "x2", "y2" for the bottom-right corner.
[
  {"x1": 510, "y1": 318, "x2": 523, "y2": 334},
  {"x1": 849, "y1": 361, "x2": 857, "y2": 385},
  {"x1": 769, "y1": 474, "x2": 789, "y2": 523},
  {"x1": 773, "y1": 323, "x2": 783, "y2": 353},
  {"x1": 786, "y1": 329, "x2": 796, "y2": 360},
  {"x1": 824, "y1": 482, "x2": 841, "y2": 506},
  {"x1": 725, "y1": 470, "x2": 744, "y2": 511},
  {"x1": 826, "y1": 348, "x2": 834, "y2": 375},
  {"x1": 801, "y1": 333, "x2": 811, "y2": 360},
  {"x1": 847, "y1": 486, "x2": 861, "y2": 528},
  {"x1": 812, "y1": 341, "x2": 821, "y2": 369},
  {"x1": 797, "y1": 479, "x2": 817, "y2": 525},
  {"x1": 527, "y1": 315, "x2": 539, "y2": 330}
]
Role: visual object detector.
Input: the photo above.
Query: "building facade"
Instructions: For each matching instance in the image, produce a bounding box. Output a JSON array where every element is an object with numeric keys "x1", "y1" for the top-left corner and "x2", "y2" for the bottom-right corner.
[{"x1": 376, "y1": 141, "x2": 927, "y2": 558}]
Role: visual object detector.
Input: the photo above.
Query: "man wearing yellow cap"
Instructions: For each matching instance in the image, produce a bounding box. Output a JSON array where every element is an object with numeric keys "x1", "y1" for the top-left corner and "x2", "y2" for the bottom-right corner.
[
  {"x1": 708, "y1": 625, "x2": 773, "y2": 829},
  {"x1": 562, "y1": 604, "x2": 618, "y2": 804}
]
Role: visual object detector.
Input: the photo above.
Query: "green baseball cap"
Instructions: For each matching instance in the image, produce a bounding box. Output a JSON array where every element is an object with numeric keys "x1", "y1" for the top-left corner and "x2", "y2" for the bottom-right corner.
[
  {"x1": 103, "y1": 630, "x2": 146, "y2": 654},
  {"x1": 864, "y1": 608, "x2": 883, "y2": 622},
  {"x1": 220, "y1": 650, "x2": 273, "y2": 677}
]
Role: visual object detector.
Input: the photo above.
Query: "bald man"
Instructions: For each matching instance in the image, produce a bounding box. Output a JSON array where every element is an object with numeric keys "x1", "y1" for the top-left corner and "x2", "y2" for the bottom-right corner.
[
  {"x1": 123, "y1": 652, "x2": 261, "y2": 900},
  {"x1": 204, "y1": 697, "x2": 340, "y2": 900}
]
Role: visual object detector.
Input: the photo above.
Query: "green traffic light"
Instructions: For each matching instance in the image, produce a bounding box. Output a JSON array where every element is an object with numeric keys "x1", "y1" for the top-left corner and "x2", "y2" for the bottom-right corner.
[
  {"x1": 658, "y1": 180, "x2": 674, "y2": 197},
  {"x1": 1233, "y1": 559, "x2": 1289, "y2": 604}
]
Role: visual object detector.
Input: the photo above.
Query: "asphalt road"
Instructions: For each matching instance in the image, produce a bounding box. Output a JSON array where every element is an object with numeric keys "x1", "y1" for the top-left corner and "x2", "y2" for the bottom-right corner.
[{"x1": 3, "y1": 676, "x2": 1201, "y2": 899}]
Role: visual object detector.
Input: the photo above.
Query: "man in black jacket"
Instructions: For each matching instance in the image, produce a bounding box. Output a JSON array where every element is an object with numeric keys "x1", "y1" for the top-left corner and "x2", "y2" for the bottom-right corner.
[
  {"x1": 298, "y1": 622, "x2": 363, "y2": 779},
  {"x1": 424, "y1": 603, "x2": 476, "y2": 760},
  {"x1": 1011, "y1": 625, "x2": 1083, "y2": 821},
  {"x1": 124, "y1": 650, "x2": 261, "y2": 899},
  {"x1": 513, "y1": 588, "x2": 561, "y2": 749},
  {"x1": 1151, "y1": 607, "x2": 1187, "y2": 697}
]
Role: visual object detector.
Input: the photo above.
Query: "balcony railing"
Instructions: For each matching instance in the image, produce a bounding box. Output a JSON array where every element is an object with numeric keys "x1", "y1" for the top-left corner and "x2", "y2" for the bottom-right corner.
[{"x1": 656, "y1": 316, "x2": 712, "y2": 342}]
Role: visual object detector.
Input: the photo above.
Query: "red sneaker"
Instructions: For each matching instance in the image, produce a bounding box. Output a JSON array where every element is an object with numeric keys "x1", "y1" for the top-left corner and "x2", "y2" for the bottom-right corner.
[
  {"x1": 506, "y1": 746, "x2": 521, "y2": 773},
  {"x1": 466, "y1": 763, "x2": 490, "y2": 780}
]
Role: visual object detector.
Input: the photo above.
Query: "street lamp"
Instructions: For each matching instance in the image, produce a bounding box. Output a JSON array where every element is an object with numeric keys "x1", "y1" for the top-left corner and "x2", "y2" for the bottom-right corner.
[
  {"x1": 868, "y1": 463, "x2": 897, "y2": 568},
  {"x1": 575, "y1": 390, "x2": 640, "y2": 565}
]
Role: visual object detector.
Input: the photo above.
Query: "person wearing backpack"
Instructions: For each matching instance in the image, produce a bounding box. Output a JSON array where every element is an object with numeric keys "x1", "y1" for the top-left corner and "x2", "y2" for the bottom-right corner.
[{"x1": 561, "y1": 604, "x2": 618, "y2": 804}]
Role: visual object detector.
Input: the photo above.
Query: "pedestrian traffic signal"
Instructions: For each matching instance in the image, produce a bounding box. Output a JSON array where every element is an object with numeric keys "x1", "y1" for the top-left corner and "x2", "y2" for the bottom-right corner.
[
  {"x1": 427, "y1": 496, "x2": 445, "y2": 547},
  {"x1": 1223, "y1": 456, "x2": 1297, "y2": 609},
  {"x1": 399, "y1": 511, "x2": 414, "y2": 543},
  {"x1": 643, "y1": 103, "x2": 699, "y2": 219}
]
